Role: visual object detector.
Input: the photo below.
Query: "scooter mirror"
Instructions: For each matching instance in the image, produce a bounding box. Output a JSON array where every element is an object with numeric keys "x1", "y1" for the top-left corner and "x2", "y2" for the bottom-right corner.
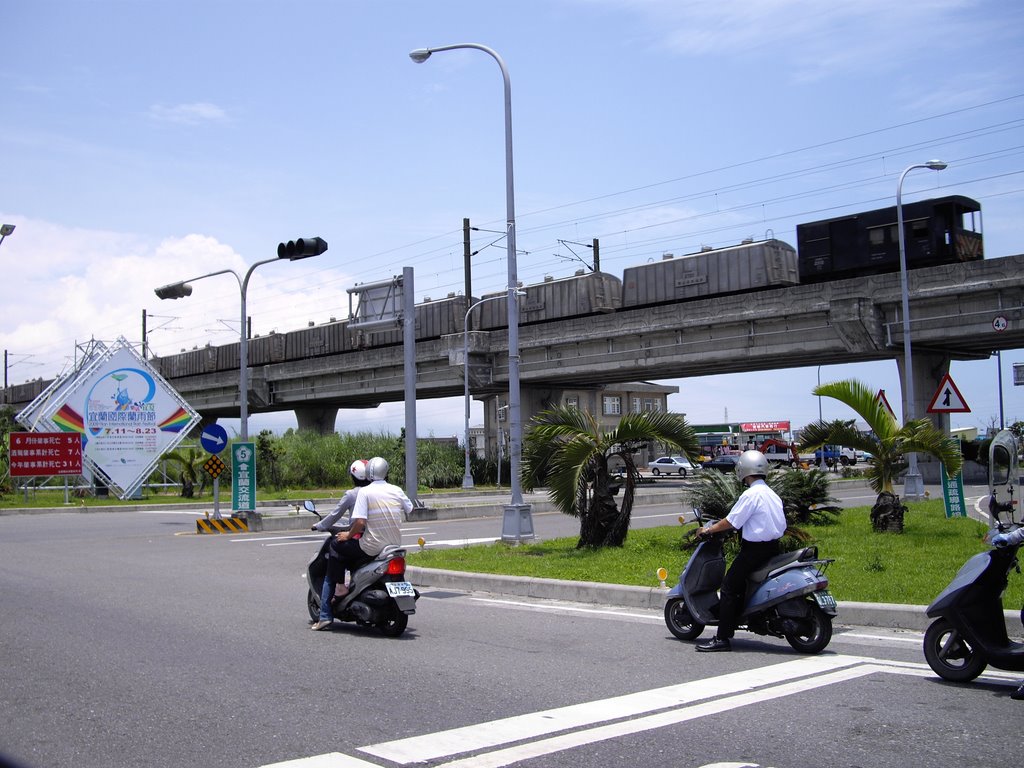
[
  {"x1": 303, "y1": 500, "x2": 317, "y2": 515},
  {"x1": 988, "y1": 430, "x2": 1020, "y2": 525}
]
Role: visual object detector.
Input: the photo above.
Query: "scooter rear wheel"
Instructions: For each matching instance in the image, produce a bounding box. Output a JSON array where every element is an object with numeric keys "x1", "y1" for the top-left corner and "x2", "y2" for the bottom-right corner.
[
  {"x1": 923, "y1": 618, "x2": 987, "y2": 682},
  {"x1": 784, "y1": 603, "x2": 833, "y2": 654},
  {"x1": 377, "y1": 612, "x2": 409, "y2": 638},
  {"x1": 664, "y1": 597, "x2": 705, "y2": 641}
]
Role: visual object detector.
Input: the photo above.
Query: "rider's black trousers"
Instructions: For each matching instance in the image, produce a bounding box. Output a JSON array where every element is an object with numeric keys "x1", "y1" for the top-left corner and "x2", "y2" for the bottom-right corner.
[{"x1": 717, "y1": 538, "x2": 780, "y2": 640}]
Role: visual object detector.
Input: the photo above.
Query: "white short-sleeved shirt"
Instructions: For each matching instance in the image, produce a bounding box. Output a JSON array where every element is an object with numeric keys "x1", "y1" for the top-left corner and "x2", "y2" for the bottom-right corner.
[
  {"x1": 351, "y1": 480, "x2": 413, "y2": 555},
  {"x1": 725, "y1": 479, "x2": 786, "y2": 542}
]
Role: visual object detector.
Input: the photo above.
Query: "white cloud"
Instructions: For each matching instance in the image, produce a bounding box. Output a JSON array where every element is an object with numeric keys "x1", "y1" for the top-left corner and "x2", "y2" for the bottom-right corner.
[
  {"x1": 147, "y1": 101, "x2": 228, "y2": 125},
  {"x1": 585, "y1": 0, "x2": 984, "y2": 82}
]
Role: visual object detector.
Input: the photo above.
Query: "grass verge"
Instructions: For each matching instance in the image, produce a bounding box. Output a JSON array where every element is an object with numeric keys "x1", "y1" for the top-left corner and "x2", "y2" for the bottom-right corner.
[{"x1": 408, "y1": 499, "x2": 1024, "y2": 607}]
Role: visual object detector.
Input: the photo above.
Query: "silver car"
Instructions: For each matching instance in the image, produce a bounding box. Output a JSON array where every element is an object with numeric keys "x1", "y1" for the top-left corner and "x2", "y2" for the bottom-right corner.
[{"x1": 648, "y1": 456, "x2": 700, "y2": 476}]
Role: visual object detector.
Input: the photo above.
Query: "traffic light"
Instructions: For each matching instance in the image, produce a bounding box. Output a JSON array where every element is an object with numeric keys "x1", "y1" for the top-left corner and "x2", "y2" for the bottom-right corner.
[
  {"x1": 277, "y1": 236, "x2": 328, "y2": 260},
  {"x1": 154, "y1": 282, "x2": 193, "y2": 300}
]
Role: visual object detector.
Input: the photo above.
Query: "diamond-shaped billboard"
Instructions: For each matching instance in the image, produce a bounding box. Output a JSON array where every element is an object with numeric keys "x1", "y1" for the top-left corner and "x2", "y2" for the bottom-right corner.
[{"x1": 20, "y1": 337, "x2": 199, "y2": 498}]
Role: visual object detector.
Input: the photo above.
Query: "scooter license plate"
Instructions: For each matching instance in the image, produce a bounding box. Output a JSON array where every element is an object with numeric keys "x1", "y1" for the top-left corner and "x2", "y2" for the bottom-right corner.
[
  {"x1": 386, "y1": 581, "x2": 415, "y2": 598},
  {"x1": 813, "y1": 590, "x2": 837, "y2": 610}
]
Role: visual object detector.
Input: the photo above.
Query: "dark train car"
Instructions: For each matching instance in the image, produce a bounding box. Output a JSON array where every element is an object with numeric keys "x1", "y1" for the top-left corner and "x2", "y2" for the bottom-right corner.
[
  {"x1": 621, "y1": 239, "x2": 799, "y2": 308},
  {"x1": 477, "y1": 270, "x2": 622, "y2": 330},
  {"x1": 796, "y1": 195, "x2": 982, "y2": 282}
]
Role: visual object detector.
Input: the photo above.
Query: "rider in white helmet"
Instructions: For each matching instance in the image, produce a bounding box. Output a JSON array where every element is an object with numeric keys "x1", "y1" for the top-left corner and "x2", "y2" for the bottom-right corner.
[
  {"x1": 694, "y1": 450, "x2": 787, "y2": 652},
  {"x1": 311, "y1": 460, "x2": 371, "y2": 631},
  {"x1": 327, "y1": 456, "x2": 412, "y2": 610}
]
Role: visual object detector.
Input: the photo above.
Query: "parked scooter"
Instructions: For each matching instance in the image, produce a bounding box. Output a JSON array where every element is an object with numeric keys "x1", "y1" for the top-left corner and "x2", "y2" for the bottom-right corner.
[
  {"x1": 303, "y1": 500, "x2": 418, "y2": 637},
  {"x1": 664, "y1": 509, "x2": 837, "y2": 653},
  {"x1": 923, "y1": 429, "x2": 1024, "y2": 683}
]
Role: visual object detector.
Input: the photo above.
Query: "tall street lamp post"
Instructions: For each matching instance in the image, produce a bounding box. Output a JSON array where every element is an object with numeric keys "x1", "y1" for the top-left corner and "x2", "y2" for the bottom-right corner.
[
  {"x1": 154, "y1": 238, "x2": 326, "y2": 443},
  {"x1": 896, "y1": 160, "x2": 947, "y2": 500},
  {"x1": 411, "y1": 43, "x2": 534, "y2": 541},
  {"x1": 462, "y1": 292, "x2": 524, "y2": 489}
]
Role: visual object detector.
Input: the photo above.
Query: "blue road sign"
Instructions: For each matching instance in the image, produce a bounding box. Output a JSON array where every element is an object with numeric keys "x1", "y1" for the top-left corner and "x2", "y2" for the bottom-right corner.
[{"x1": 200, "y1": 423, "x2": 229, "y2": 454}]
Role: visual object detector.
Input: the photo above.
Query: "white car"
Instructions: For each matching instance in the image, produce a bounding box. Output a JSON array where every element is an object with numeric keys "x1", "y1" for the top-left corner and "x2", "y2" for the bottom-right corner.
[{"x1": 648, "y1": 456, "x2": 700, "y2": 476}]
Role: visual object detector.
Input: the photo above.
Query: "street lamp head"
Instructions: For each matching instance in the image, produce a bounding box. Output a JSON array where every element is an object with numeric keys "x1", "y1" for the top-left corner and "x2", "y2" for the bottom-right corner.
[
  {"x1": 409, "y1": 48, "x2": 432, "y2": 63},
  {"x1": 154, "y1": 282, "x2": 193, "y2": 300},
  {"x1": 0, "y1": 224, "x2": 14, "y2": 237},
  {"x1": 925, "y1": 160, "x2": 948, "y2": 171}
]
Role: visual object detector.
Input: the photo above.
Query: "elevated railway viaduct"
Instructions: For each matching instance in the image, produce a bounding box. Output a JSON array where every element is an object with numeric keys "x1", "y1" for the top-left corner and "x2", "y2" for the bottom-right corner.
[{"x1": 6, "y1": 255, "x2": 1022, "y2": 466}]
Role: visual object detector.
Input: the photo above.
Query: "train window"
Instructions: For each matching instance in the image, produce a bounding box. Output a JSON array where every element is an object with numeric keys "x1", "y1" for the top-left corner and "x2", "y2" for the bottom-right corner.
[
  {"x1": 868, "y1": 227, "x2": 885, "y2": 247},
  {"x1": 911, "y1": 220, "x2": 929, "y2": 239}
]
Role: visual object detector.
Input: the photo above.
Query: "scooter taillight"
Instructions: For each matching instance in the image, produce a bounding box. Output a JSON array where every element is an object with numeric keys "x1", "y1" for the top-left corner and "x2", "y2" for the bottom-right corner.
[{"x1": 386, "y1": 556, "x2": 406, "y2": 576}]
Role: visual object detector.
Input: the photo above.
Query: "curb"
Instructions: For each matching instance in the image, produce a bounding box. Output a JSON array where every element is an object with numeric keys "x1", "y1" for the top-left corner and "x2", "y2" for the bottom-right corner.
[{"x1": 405, "y1": 566, "x2": 939, "y2": 630}]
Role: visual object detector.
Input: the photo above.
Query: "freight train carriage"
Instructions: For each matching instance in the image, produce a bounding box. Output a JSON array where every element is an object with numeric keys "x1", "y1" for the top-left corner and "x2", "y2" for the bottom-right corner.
[
  {"x1": 622, "y1": 238, "x2": 799, "y2": 308},
  {"x1": 476, "y1": 270, "x2": 622, "y2": 330},
  {"x1": 796, "y1": 195, "x2": 982, "y2": 282}
]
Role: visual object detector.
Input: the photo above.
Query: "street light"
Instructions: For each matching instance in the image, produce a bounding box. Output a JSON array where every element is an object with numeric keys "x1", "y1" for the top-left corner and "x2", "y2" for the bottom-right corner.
[
  {"x1": 462, "y1": 292, "x2": 525, "y2": 489},
  {"x1": 154, "y1": 237, "x2": 327, "y2": 443},
  {"x1": 411, "y1": 43, "x2": 533, "y2": 541},
  {"x1": 0, "y1": 224, "x2": 15, "y2": 248},
  {"x1": 896, "y1": 160, "x2": 947, "y2": 500}
]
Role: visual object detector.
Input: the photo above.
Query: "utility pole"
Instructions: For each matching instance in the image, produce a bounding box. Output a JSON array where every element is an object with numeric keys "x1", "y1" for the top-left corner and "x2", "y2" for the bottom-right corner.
[
  {"x1": 592, "y1": 238, "x2": 600, "y2": 272},
  {"x1": 463, "y1": 218, "x2": 473, "y2": 327}
]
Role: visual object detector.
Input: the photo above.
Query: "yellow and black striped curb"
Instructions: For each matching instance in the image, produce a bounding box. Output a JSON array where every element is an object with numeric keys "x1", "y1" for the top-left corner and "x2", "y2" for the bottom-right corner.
[{"x1": 196, "y1": 517, "x2": 249, "y2": 534}]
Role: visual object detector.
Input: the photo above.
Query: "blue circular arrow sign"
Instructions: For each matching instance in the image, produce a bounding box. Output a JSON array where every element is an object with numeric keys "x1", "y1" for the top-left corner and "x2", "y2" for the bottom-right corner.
[{"x1": 200, "y1": 423, "x2": 229, "y2": 454}]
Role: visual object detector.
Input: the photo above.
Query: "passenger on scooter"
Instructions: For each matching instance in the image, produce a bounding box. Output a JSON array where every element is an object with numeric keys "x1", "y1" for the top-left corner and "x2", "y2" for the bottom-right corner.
[
  {"x1": 327, "y1": 456, "x2": 412, "y2": 610},
  {"x1": 990, "y1": 526, "x2": 1024, "y2": 701},
  {"x1": 310, "y1": 459, "x2": 371, "y2": 631},
  {"x1": 694, "y1": 449, "x2": 787, "y2": 653}
]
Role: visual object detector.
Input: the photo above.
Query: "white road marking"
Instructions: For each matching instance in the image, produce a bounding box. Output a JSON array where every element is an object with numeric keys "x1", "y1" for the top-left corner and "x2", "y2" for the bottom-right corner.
[
  {"x1": 432, "y1": 665, "x2": 880, "y2": 768},
  {"x1": 359, "y1": 655, "x2": 868, "y2": 764},
  {"x1": 263, "y1": 654, "x2": 1021, "y2": 768},
  {"x1": 419, "y1": 536, "x2": 500, "y2": 547},
  {"x1": 469, "y1": 596, "x2": 659, "y2": 621},
  {"x1": 840, "y1": 631, "x2": 923, "y2": 645},
  {"x1": 260, "y1": 752, "x2": 381, "y2": 767}
]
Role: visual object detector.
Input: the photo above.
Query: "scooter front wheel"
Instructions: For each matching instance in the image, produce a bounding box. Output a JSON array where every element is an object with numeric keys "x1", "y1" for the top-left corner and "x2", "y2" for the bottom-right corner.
[
  {"x1": 664, "y1": 597, "x2": 705, "y2": 641},
  {"x1": 784, "y1": 603, "x2": 833, "y2": 654},
  {"x1": 923, "y1": 618, "x2": 987, "y2": 682}
]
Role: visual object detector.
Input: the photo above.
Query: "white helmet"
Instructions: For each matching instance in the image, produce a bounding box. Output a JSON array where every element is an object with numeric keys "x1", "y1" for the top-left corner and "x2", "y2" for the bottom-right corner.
[
  {"x1": 735, "y1": 450, "x2": 769, "y2": 483},
  {"x1": 366, "y1": 456, "x2": 390, "y2": 481},
  {"x1": 349, "y1": 459, "x2": 368, "y2": 484}
]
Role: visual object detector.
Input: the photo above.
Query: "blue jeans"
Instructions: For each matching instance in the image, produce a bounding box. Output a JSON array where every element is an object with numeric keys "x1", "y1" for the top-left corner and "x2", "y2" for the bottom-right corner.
[{"x1": 319, "y1": 573, "x2": 334, "y2": 622}]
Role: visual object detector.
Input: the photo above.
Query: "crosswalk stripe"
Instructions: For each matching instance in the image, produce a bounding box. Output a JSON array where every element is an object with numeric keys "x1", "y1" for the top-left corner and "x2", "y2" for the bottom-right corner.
[{"x1": 359, "y1": 654, "x2": 869, "y2": 764}]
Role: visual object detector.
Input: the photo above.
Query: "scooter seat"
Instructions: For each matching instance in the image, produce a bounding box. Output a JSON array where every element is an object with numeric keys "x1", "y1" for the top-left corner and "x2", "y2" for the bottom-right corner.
[{"x1": 748, "y1": 547, "x2": 818, "y2": 583}]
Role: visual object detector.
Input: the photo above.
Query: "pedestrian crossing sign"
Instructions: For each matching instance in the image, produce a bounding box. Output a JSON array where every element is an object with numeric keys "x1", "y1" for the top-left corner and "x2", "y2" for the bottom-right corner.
[{"x1": 927, "y1": 374, "x2": 970, "y2": 414}]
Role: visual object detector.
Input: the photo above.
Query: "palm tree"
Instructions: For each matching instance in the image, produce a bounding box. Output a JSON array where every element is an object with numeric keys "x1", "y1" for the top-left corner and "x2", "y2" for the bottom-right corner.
[
  {"x1": 798, "y1": 378, "x2": 962, "y2": 531},
  {"x1": 522, "y1": 406, "x2": 699, "y2": 548},
  {"x1": 164, "y1": 445, "x2": 208, "y2": 498}
]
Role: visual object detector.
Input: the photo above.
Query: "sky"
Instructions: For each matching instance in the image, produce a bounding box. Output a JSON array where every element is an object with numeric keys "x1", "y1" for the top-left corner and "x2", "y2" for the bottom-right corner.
[{"x1": 2, "y1": 0, "x2": 1023, "y2": 441}]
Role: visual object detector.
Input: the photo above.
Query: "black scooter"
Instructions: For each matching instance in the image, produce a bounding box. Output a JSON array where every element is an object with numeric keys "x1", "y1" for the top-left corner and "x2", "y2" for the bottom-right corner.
[
  {"x1": 303, "y1": 501, "x2": 418, "y2": 637},
  {"x1": 923, "y1": 430, "x2": 1024, "y2": 683}
]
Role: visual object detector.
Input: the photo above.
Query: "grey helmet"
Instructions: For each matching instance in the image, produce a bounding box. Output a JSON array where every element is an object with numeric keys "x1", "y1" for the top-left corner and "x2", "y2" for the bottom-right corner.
[
  {"x1": 735, "y1": 450, "x2": 769, "y2": 482},
  {"x1": 366, "y1": 456, "x2": 390, "y2": 481}
]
